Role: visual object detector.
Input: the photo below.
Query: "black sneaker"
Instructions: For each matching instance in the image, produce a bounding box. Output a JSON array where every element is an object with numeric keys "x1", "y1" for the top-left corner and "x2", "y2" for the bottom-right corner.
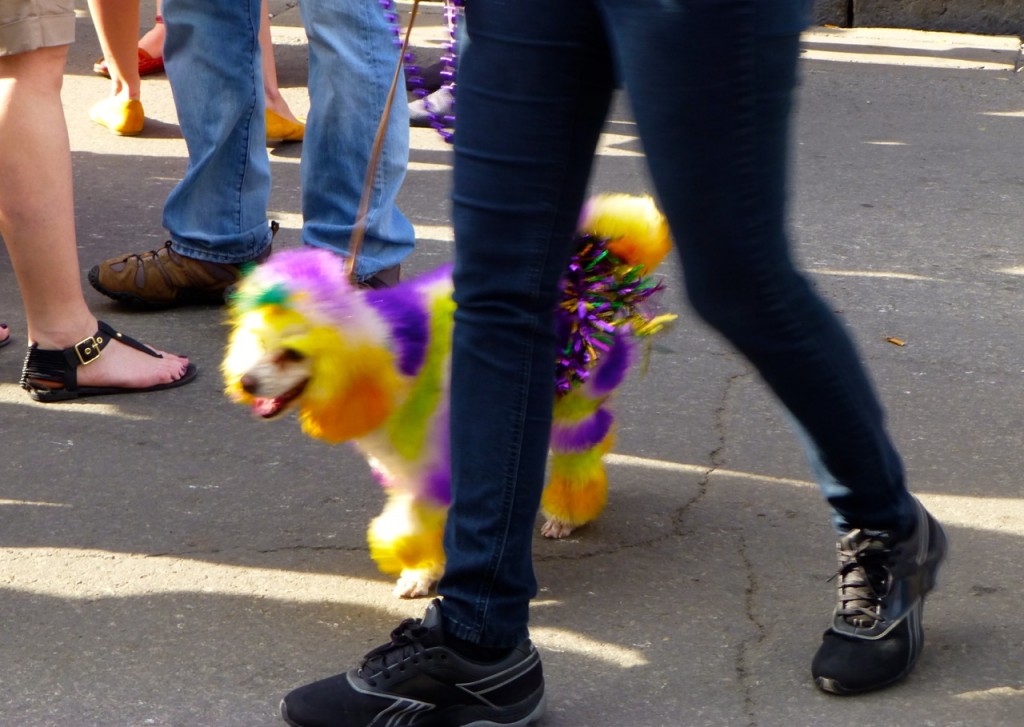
[
  {"x1": 812, "y1": 497, "x2": 948, "y2": 695},
  {"x1": 280, "y1": 600, "x2": 545, "y2": 727}
]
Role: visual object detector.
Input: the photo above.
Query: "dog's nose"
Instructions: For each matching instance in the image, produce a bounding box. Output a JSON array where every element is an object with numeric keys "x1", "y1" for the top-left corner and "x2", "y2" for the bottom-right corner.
[{"x1": 240, "y1": 373, "x2": 261, "y2": 395}]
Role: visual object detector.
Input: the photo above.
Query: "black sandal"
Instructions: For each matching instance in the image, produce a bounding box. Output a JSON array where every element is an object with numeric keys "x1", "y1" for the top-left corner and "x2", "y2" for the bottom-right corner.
[{"x1": 20, "y1": 320, "x2": 197, "y2": 402}]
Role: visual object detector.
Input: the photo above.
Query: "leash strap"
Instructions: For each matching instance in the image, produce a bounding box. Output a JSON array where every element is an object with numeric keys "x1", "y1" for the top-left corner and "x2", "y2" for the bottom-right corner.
[{"x1": 347, "y1": 0, "x2": 423, "y2": 281}]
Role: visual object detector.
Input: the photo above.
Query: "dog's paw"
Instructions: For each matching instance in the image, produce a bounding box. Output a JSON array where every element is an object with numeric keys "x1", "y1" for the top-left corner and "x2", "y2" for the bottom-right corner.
[
  {"x1": 394, "y1": 571, "x2": 437, "y2": 599},
  {"x1": 541, "y1": 517, "x2": 578, "y2": 539}
]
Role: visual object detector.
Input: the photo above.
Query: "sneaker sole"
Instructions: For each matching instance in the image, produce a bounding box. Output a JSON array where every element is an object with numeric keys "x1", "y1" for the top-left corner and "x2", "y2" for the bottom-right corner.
[
  {"x1": 816, "y1": 674, "x2": 902, "y2": 696},
  {"x1": 280, "y1": 692, "x2": 545, "y2": 727},
  {"x1": 463, "y1": 694, "x2": 546, "y2": 727}
]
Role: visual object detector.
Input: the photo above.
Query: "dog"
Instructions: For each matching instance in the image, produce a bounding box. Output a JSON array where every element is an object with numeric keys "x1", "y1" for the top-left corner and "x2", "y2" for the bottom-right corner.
[{"x1": 223, "y1": 194, "x2": 675, "y2": 598}]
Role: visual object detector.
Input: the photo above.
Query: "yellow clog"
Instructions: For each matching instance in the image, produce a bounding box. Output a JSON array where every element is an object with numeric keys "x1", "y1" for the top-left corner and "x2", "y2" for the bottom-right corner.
[
  {"x1": 89, "y1": 97, "x2": 145, "y2": 136},
  {"x1": 266, "y1": 109, "x2": 305, "y2": 143}
]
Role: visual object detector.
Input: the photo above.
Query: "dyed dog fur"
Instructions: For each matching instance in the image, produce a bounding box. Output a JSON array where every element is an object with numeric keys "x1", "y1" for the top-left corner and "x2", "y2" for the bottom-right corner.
[{"x1": 224, "y1": 195, "x2": 673, "y2": 597}]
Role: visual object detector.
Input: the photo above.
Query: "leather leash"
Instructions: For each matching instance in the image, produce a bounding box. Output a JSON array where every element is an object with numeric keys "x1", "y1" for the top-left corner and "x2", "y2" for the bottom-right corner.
[{"x1": 346, "y1": 0, "x2": 422, "y2": 282}]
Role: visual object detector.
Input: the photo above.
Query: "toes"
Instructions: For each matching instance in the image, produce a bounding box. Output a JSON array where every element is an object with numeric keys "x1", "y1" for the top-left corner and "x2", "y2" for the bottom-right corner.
[
  {"x1": 541, "y1": 518, "x2": 576, "y2": 539},
  {"x1": 394, "y1": 573, "x2": 436, "y2": 599}
]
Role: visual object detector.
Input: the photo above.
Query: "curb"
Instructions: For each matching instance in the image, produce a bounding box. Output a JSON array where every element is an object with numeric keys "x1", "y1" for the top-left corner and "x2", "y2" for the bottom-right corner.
[{"x1": 814, "y1": 0, "x2": 1024, "y2": 38}]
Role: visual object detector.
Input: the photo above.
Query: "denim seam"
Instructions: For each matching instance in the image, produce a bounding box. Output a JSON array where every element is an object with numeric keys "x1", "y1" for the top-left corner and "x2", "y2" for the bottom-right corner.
[{"x1": 233, "y1": 5, "x2": 261, "y2": 257}]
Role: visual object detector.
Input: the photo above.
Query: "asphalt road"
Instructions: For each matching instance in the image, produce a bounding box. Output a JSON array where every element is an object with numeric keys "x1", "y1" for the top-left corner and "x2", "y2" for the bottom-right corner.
[{"x1": 1, "y1": 5, "x2": 1023, "y2": 726}]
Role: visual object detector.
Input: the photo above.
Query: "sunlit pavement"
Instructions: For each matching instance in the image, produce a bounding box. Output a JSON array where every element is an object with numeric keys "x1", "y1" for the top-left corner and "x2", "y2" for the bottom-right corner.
[{"x1": 1, "y1": 4, "x2": 1023, "y2": 725}]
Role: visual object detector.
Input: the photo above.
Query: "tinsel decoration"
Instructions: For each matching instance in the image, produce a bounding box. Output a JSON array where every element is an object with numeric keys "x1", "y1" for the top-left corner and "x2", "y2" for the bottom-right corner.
[{"x1": 554, "y1": 234, "x2": 675, "y2": 396}]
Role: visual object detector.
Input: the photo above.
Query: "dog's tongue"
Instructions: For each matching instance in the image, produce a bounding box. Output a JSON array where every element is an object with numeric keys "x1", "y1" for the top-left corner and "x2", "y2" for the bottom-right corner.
[{"x1": 252, "y1": 397, "x2": 283, "y2": 418}]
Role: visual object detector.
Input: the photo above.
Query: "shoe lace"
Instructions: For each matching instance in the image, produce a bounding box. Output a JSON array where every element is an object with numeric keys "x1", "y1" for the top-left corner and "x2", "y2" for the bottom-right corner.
[
  {"x1": 829, "y1": 530, "x2": 894, "y2": 629},
  {"x1": 358, "y1": 618, "x2": 433, "y2": 682},
  {"x1": 125, "y1": 241, "x2": 175, "y2": 264}
]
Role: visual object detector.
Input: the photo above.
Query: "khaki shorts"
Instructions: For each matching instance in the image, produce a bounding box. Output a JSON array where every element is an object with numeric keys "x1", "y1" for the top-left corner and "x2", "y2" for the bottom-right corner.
[{"x1": 0, "y1": 0, "x2": 75, "y2": 57}]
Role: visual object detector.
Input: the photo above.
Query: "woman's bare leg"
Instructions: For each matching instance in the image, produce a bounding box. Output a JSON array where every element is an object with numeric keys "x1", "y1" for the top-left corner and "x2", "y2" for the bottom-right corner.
[
  {"x1": 0, "y1": 45, "x2": 189, "y2": 389},
  {"x1": 88, "y1": 0, "x2": 142, "y2": 100}
]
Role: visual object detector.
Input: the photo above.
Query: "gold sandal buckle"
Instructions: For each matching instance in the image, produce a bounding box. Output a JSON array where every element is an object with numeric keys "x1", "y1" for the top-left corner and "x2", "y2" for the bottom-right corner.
[{"x1": 74, "y1": 335, "x2": 104, "y2": 365}]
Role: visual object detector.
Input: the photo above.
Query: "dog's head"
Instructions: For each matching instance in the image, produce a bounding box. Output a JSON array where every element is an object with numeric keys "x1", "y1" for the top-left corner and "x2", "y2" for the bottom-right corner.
[{"x1": 223, "y1": 248, "x2": 401, "y2": 443}]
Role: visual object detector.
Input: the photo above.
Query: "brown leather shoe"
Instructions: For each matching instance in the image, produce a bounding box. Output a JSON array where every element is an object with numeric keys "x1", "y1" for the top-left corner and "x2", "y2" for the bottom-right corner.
[
  {"x1": 357, "y1": 264, "x2": 401, "y2": 289},
  {"x1": 88, "y1": 224, "x2": 276, "y2": 308}
]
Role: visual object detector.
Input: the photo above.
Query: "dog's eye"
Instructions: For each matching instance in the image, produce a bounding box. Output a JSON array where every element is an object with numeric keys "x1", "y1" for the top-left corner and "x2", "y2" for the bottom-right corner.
[{"x1": 275, "y1": 348, "x2": 305, "y2": 363}]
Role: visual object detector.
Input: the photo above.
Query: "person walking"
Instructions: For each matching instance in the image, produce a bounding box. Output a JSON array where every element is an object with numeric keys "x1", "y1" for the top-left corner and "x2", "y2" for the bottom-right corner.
[
  {"x1": 279, "y1": 1, "x2": 948, "y2": 725},
  {"x1": 87, "y1": 0, "x2": 414, "y2": 309}
]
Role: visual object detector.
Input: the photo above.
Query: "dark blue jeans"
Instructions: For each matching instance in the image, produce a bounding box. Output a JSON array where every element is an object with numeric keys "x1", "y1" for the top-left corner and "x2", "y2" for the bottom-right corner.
[{"x1": 438, "y1": 0, "x2": 916, "y2": 647}]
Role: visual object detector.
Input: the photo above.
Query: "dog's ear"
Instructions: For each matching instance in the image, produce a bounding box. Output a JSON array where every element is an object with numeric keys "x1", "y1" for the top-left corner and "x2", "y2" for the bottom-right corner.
[
  {"x1": 297, "y1": 370, "x2": 396, "y2": 443},
  {"x1": 295, "y1": 339, "x2": 402, "y2": 443}
]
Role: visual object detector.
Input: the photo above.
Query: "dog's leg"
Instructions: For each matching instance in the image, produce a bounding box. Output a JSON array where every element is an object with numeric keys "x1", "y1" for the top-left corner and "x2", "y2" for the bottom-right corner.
[
  {"x1": 394, "y1": 565, "x2": 445, "y2": 599},
  {"x1": 542, "y1": 388, "x2": 614, "y2": 538},
  {"x1": 544, "y1": 331, "x2": 631, "y2": 537},
  {"x1": 541, "y1": 438, "x2": 611, "y2": 538},
  {"x1": 367, "y1": 493, "x2": 447, "y2": 598}
]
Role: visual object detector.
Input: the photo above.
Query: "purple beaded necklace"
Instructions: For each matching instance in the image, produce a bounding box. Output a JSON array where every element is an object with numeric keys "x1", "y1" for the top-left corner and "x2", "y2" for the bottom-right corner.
[{"x1": 380, "y1": 0, "x2": 461, "y2": 142}]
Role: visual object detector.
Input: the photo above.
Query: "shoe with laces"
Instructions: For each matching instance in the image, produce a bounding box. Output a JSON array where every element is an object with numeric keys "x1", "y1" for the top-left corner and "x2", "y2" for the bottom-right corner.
[
  {"x1": 280, "y1": 600, "x2": 545, "y2": 727},
  {"x1": 88, "y1": 223, "x2": 277, "y2": 308},
  {"x1": 812, "y1": 497, "x2": 948, "y2": 695}
]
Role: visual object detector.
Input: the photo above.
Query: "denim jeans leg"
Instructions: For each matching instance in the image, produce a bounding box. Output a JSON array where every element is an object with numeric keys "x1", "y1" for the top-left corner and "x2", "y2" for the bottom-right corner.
[
  {"x1": 161, "y1": 0, "x2": 273, "y2": 264},
  {"x1": 441, "y1": 0, "x2": 917, "y2": 649},
  {"x1": 438, "y1": 0, "x2": 616, "y2": 647},
  {"x1": 602, "y1": 0, "x2": 915, "y2": 534},
  {"x1": 299, "y1": 0, "x2": 415, "y2": 278}
]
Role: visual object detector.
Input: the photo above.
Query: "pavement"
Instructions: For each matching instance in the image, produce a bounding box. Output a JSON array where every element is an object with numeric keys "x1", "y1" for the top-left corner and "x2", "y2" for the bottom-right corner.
[{"x1": 2, "y1": 4, "x2": 1024, "y2": 726}]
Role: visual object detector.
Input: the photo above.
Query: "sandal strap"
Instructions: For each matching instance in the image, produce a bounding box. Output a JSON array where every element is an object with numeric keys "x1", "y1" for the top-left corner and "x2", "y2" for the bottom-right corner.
[
  {"x1": 20, "y1": 345, "x2": 74, "y2": 390},
  {"x1": 74, "y1": 322, "x2": 113, "y2": 364},
  {"x1": 20, "y1": 321, "x2": 162, "y2": 392},
  {"x1": 98, "y1": 321, "x2": 163, "y2": 358}
]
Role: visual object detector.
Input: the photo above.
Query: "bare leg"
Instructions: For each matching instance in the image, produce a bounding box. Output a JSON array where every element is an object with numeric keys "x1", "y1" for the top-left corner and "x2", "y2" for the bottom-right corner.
[
  {"x1": 87, "y1": 0, "x2": 142, "y2": 101},
  {"x1": 261, "y1": 0, "x2": 302, "y2": 125},
  {"x1": 0, "y1": 46, "x2": 189, "y2": 389},
  {"x1": 138, "y1": 0, "x2": 165, "y2": 60}
]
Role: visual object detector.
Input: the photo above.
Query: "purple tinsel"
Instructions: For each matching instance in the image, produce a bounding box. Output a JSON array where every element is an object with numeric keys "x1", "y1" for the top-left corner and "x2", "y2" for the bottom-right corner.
[{"x1": 554, "y1": 234, "x2": 666, "y2": 396}]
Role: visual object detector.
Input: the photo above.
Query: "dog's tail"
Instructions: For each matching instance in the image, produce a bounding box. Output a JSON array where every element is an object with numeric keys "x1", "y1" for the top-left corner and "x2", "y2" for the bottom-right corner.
[
  {"x1": 555, "y1": 193, "x2": 675, "y2": 396},
  {"x1": 577, "y1": 193, "x2": 672, "y2": 274}
]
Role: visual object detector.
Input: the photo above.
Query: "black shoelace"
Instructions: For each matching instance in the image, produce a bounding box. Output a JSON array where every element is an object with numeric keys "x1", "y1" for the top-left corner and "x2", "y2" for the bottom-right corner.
[{"x1": 359, "y1": 618, "x2": 436, "y2": 682}]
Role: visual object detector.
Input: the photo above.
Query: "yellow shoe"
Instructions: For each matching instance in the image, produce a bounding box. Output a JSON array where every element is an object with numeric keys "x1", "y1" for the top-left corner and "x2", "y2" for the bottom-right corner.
[
  {"x1": 89, "y1": 97, "x2": 145, "y2": 136},
  {"x1": 266, "y1": 109, "x2": 305, "y2": 143}
]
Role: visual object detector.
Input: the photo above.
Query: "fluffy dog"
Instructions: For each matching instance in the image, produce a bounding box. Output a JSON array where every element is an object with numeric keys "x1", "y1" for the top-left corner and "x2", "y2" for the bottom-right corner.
[{"x1": 223, "y1": 195, "x2": 674, "y2": 598}]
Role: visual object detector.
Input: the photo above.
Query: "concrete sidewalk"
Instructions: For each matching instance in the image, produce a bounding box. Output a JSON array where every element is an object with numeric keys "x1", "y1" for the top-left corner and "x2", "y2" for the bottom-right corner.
[{"x1": 2, "y1": 5, "x2": 1024, "y2": 726}]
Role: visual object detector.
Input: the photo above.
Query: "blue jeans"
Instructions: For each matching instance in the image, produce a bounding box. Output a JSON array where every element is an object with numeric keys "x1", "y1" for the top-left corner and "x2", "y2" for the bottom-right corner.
[
  {"x1": 161, "y1": 0, "x2": 415, "y2": 277},
  {"x1": 438, "y1": 0, "x2": 916, "y2": 647}
]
